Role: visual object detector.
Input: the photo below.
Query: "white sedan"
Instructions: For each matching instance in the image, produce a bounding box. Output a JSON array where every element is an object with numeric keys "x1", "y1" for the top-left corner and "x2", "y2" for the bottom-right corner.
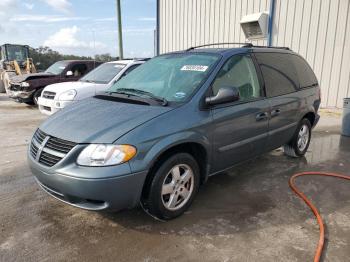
[{"x1": 38, "y1": 59, "x2": 146, "y2": 115}]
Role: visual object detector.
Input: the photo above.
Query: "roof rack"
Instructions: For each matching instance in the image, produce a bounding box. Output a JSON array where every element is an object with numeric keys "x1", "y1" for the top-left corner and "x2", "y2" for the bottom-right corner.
[
  {"x1": 120, "y1": 57, "x2": 151, "y2": 61},
  {"x1": 185, "y1": 43, "x2": 290, "y2": 51},
  {"x1": 186, "y1": 43, "x2": 253, "y2": 51},
  {"x1": 133, "y1": 57, "x2": 151, "y2": 61},
  {"x1": 252, "y1": 45, "x2": 290, "y2": 50}
]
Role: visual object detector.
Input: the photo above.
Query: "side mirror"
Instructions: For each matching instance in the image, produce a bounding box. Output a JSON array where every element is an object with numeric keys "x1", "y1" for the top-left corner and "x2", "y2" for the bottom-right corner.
[
  {"x1": 205, "y1": 86, "x2": 240, "y2": 106},
  {"x1": 66, "y1": 70, "x2": 73, "y2": 77}
]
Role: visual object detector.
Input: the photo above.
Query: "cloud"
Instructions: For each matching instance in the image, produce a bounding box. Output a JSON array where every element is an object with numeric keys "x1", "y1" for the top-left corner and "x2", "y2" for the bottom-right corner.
[
  {"x1": 138, "y1": 17, "x2": 156, "y2": 22},
  {"x1": 24, "y1": 3, "x2": 34, "y2": 10},
  {"x1": 43, "y1": 0, "x2": 71, "y2": 14},
  {"x1": 94, "y1": 17, "x2": 115, "y2": 22},
  {"x1": 43, "y1": 26, "x2": 106, "y2": 51},
  {"x1": 11, "y1": 15, "x2": 89, "y2": 23},
  {"x1": 0, "y1": 0, "x2": 17, "y2": 20}
]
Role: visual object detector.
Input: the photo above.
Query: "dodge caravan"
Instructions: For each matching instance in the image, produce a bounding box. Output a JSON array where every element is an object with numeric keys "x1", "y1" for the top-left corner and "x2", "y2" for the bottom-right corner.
[{"x1": 28, "y1": 44, "x2": 320, "y2": 220}]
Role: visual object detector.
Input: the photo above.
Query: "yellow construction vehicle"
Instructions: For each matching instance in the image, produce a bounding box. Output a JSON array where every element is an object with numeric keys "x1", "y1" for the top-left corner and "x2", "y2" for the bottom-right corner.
[{"x1": 0, "y1": 44, "x2": 36, "y2": 93}]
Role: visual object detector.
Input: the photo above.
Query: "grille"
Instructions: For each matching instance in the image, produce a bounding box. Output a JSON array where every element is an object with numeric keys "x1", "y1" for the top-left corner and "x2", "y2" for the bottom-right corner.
[
  {"x1": 30, "y1": 129, "x2": 76, "y2": 167},
  {"x1": 9, "y1": 83, "x2": 22, "y2": 91},
  {"x1": 42, "y1": 91, "x2": 56, "y2": 99}
]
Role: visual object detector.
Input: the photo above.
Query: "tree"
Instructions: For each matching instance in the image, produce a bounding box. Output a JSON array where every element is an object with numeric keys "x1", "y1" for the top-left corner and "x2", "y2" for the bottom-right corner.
[{"x1": 29, "y1": 46, "x2": 117, "y2": 71}]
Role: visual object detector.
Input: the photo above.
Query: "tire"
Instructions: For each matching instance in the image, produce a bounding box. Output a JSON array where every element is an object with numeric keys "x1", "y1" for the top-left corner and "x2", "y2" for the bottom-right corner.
[
  {"x1": 143, "y1": 153, "x2": 200, "y2": 220},
  {"x1": 0, "y1": 80, "x2": 5, "y2": 93},
  {"x1": 33, "y1": 88, "x2": 43, "y2": 106},
  {"x1": 283, "y1": 118, "x2": 312, "y2": 157}
]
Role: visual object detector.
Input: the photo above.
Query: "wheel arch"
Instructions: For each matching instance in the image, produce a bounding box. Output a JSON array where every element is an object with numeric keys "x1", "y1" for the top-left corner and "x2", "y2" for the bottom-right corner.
[
  {"x1": 302, "y1": 111, "x2": 316, "y2": 126},
  {"x1": 140, "y1": 136, "x2": 210, "y2": 199}
]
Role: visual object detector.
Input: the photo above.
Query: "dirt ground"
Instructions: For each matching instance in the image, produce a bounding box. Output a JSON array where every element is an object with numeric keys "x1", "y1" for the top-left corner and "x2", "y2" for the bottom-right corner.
[{"x1": 1, "y1": 94, "x2": 349, "y2": 262}]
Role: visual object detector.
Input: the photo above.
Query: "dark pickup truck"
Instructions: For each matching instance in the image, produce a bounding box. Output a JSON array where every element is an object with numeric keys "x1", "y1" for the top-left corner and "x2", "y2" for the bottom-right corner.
[{"x1": 8, "y1": 60, "x2": 101, "y2": 105}]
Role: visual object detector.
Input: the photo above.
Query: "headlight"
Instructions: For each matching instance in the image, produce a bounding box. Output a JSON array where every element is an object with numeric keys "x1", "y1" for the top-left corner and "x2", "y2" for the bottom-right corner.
[
  {"x1": 77, "y1": 144, "x2": 137, "y2": 166},
  {"x1": 59, "y1": 89, "x2": 76, "y2": 101},
  {"x1": 21, "y1": 82, "x2": 30, "y2": 87}
]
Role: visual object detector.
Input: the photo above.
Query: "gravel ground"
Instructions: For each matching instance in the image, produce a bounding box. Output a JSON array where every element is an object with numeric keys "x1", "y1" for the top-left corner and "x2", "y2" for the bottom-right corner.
[{"x1": 1, "y1": 94, "x2": 349, "y2": 262}]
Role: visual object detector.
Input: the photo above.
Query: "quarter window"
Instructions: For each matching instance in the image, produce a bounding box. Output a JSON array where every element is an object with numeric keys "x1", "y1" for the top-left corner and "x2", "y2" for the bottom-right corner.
[
  {"x1": 255, "y1": 53, "x2": 298, "y2": 97},
  {"x1": 292, "y1": 55, "x2": 318, "y2": 88},
  {"x1": 212, "y1": 55, "x2": 261, "y2": 102}
]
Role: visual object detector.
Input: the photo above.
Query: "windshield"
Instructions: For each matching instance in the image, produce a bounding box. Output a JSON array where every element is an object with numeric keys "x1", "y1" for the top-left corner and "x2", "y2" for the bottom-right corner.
[
  {"x1": 109, "y1": 53, "x2": 220, "y2": 102},
  {"x1": 45, "y1": 61, "x2": 69, "y2": 75},
  {"x1": 80, "y1": 63, "x2": 125, "y2": 84},
  {"x1": 6, "y1": 45, "x2": 29, "y2": 62}
]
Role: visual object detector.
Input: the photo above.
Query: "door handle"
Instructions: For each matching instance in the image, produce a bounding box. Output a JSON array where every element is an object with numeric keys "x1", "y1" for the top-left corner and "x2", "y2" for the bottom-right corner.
[
  {"x1": 271, "y1": 108, "x2": 281, "y2": 117},
  {"x1": 256, "y1": 112, "x2": 268, "y2": 121}
]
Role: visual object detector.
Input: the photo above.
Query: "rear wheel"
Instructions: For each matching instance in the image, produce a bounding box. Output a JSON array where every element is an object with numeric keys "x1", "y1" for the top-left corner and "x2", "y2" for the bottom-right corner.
[
  {"x1": 143, "y1": 153, "x2": 200, "y2": 220},
  {"x1": 283, "y1": 118, "x2": 312, "y2": 157}
]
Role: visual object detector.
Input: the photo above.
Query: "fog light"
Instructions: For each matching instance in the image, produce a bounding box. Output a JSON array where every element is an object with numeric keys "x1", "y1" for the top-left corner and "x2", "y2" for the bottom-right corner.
[{"x1": 56, "y1": 102, "x2": 61, "y2": 107}]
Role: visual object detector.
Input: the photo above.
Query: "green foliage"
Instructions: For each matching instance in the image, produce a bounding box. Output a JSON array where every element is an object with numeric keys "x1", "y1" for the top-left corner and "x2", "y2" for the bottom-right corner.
[{"x1": 29, "y1": 46, "x2": 118, "y2": 71}]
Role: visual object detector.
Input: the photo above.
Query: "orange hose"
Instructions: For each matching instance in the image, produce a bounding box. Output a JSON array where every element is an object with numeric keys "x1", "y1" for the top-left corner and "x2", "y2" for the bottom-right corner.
[{"x1": 289, "y1": 172, "x2": 350, "y2": 262}]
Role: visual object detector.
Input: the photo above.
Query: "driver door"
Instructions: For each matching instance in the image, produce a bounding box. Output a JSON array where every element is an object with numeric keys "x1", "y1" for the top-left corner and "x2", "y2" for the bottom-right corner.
[{"x1": 210, "y1": 54, "x2": 270, "y2": 172}]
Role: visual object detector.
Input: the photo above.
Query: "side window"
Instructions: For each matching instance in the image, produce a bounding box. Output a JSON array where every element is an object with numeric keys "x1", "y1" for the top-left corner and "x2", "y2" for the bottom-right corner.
[
  {"x1": 292, "y1": 55, "x2": 318, "y2": 88},
  {"x1": 70, "y1": 63, "x2": 88, "y2": 77},
  {"x1": 255, "y1": 53, "x2": 298, "y2": 97},
  {"x1": 212, "y1": 55, "x2": 261, "y2": 102},
  {"x1": 120, "y1": 64, "x2": 140, "y2": 78}
]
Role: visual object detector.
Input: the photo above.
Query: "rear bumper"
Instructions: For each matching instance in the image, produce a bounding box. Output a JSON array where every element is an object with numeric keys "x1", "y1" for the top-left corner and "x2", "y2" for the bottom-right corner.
[{"x1": 28, "y1": 154, "x2": 148, "y2": 211}]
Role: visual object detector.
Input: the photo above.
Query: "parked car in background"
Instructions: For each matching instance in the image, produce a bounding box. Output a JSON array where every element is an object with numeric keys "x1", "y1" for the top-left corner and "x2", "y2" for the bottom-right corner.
[
  {"x1": 28, "y1": 45, "x2": 320, "y2": 220},
  {"x1": 38, "y1": 59, "x2": 146, "y2": 115},
  {"x1": 8, "y1": 60, "x2": 101, "y2": 105}
]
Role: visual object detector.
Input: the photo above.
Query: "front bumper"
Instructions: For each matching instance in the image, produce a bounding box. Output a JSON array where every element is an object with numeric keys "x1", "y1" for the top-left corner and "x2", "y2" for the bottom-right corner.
[
  {"x1": 8, "y1": 90, "x2": 35, "y2": 102},
  {"x1": 28, "y1": 151, "x2": 148, "y2": 211},
  {"x1": 38, "y1": 97, "x2": 73, "y2": 115}
]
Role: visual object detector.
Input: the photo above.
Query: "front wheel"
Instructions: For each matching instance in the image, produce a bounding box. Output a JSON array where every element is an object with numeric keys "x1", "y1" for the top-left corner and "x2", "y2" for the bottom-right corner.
[
  {"x1": 33, "y1": 88, "x2": 43, "y2": 106},
  {"x1": 283, "y1": 118, "x2": 312, "y2": 157},
  {"x1": 143, "y1": 153, "x2": 200, "y2": 220}
]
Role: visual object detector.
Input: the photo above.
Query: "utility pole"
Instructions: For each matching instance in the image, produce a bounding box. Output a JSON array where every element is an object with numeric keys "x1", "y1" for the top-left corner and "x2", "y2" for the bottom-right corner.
[{"x1": 116, "y1": 0, "x2": 123, "y2": 59}]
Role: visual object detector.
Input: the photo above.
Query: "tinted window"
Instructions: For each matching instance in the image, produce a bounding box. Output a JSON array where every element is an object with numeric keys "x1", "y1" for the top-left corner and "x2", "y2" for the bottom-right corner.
[
  {"x1": 292, "y1": 55, "x2": 318, "y2": 88},
  {"x1": 71, "y1": 63, "x2": 88, "y2": 77},
  {"x1": 212, "y1": 55, "x2": 261, "y2": 101},
  {"x1": 255, "y1": 53, "x2": 298, "y2": 97}
]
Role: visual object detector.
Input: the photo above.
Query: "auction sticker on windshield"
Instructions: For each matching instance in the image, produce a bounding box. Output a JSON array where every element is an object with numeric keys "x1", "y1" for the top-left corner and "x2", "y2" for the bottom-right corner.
[{"x1": 181, "y1": 65, "x2": 208, "y2": 72}]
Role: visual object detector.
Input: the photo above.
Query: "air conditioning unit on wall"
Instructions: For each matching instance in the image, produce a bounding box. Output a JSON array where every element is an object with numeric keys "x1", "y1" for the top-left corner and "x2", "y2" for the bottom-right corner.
[{"x1": 240, "y1": 12, "x2": 269, "y2": 40}]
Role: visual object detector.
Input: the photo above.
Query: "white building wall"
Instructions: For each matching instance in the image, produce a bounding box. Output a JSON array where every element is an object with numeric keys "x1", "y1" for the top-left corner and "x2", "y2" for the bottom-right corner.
[{"x1": 158, "y1": 0, "x2": 350, "y2": 108}]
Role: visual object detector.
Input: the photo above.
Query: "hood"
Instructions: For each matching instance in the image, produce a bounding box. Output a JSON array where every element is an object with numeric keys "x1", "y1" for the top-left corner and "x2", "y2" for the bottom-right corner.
[
  {"x1": 39, "y1": 96, "x2": 173, "y2": 143},
  {"x1": 44, "y1": 81, "x2": 105, "y2": 97},
  {"x1": 11, "y1": 72, "x2": 54, "y2": 83}
]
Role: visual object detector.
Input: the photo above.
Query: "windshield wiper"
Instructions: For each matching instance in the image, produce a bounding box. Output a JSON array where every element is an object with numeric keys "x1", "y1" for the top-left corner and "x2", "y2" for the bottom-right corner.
[{"x1": 113, "y1": 88, "x2": 168, "y2": 106}]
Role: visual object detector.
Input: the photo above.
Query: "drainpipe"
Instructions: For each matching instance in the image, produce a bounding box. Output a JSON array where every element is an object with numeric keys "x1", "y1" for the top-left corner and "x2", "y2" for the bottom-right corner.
[
  {"x1": 156, "y1": 0, "x2": 160, "y2": 55},
  {"x1": 268, "y1": 0, "x2": 276, "y2": 46}
]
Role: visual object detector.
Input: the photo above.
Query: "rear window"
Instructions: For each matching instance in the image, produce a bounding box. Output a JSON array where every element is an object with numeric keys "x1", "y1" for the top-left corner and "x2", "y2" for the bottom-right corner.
[
  {"x1": 292, "y1": 55, "x2": 318, "y2": 88},
  {"x1": 255, "y1": 53, "x2": 298, "y2": 97}
]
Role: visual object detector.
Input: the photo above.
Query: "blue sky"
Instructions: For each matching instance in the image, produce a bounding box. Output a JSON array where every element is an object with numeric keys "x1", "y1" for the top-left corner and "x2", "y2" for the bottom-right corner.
[{"x1": 0, "y1": 0, "x2": 156, "y2": 57}]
